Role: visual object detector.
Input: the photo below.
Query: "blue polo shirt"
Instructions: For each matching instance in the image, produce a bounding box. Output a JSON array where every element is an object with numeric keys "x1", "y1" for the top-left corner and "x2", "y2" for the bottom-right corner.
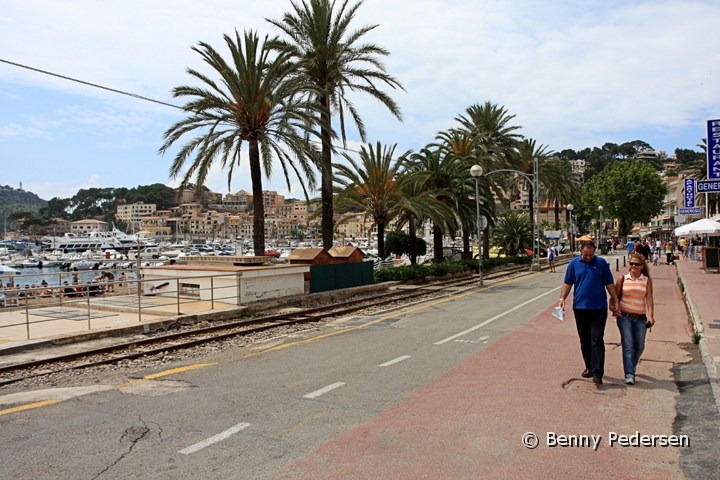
[{"x1": 564, "y1": 255, "x2": 614, "y2": 310}]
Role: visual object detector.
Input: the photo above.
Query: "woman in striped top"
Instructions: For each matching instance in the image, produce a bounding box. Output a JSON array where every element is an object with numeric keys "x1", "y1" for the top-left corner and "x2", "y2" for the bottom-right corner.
[{"x1": 614, "y1": 252, "x2": 655, "y2": 385}]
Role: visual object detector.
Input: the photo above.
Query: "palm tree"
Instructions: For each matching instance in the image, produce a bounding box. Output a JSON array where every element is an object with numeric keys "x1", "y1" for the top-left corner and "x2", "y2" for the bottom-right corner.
[
  {"x1": 393, "y1": 170, "x2": 455, "y2": 264},
  {"x1": 159, "y1": 30, "x2": 321, "y2": 256},
  {"x1": 268, "y1": 0, "x2": 404, "y2": 250},
  {"x1": 541, "y1": 158, "x2": 581, "y2": 229},
  {"x1": 333, "y1": 142, "x2": 409, "y2": 258},
  {"x1": 405, "y1": 147, "x2": 471, "y2": 264},
  {"x1": 455, "y1": 102, "x2": 522, "y2": 256},
  {"x1": 490, "y1": 212, "x2": 532, "y2": 256},
  {"x1": 433, "y1": 129, "x2": 495, "y2": 259}
]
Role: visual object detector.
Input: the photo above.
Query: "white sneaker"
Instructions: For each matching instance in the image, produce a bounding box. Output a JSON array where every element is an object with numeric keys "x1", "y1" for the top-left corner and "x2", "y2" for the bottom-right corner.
[{"x1": 625, "y1": 375, "x2": 635, "y2": 385}]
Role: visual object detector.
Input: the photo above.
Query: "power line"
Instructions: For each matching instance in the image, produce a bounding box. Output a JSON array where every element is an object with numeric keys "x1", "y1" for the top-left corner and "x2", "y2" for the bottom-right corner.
[
  {"x1": 0, "y1": 58, "x2": 182, "y2": 110},
  {"x1": 0, "y1": 57, "x2": 408, "y2": 159}
]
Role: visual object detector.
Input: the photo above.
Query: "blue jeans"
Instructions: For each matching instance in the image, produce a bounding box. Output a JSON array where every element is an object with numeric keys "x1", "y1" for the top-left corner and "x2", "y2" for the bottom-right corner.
[{"x1": 617, "y1": 314, "x2": 648, "y2": 376}]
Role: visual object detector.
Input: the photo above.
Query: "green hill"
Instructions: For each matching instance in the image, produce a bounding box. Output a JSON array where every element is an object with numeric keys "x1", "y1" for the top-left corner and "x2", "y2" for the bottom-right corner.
[{"x1": 0, "y1": 186, "x2": 48, "y2": 233}]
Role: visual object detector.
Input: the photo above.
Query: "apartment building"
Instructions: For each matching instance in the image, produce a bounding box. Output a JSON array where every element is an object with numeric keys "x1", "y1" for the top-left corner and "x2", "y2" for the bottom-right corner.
[
  {"x1": 116, "y1": 202, "x2": 156, "y2": 225},
  {"x1": 71, "y1": 219, "x2": 109, "y2": 234}
]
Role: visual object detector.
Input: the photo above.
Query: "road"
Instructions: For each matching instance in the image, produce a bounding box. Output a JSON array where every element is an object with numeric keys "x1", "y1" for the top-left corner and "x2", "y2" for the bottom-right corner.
[{"x1": 0, "y1": 263, "x2": 716, "y2": 479}]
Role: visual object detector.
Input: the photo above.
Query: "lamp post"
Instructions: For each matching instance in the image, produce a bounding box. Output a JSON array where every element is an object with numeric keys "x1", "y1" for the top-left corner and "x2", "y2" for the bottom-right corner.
[
  {"x1": 598, "y1": 205, "x2": 604, "y2": 248},
  {"x1": 567, "y1": 204, "x2": 574, "y2": 257},
  {"x1": 470, "y1": 165, "x2": 485, "y2": 287},
  {"x1": 483, "y1": 157, "x2": 539, "y2": 269}
]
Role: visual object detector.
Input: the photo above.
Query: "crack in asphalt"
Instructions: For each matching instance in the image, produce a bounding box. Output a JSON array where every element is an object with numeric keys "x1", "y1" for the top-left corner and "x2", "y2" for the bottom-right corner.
[{"x1": 91, "y1": 417, "x2": 153, "y2": 479}]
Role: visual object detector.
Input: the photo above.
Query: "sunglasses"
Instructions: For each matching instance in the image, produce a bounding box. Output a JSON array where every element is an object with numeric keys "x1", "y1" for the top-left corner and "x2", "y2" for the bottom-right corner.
[{"x1": 629, "y1": 262, "x2": 643, "y2": 266}]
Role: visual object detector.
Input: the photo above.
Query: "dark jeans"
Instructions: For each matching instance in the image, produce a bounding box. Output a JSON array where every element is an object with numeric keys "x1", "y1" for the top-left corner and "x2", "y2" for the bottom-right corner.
[{"x1": 574, "y1": 309, "x2": 608, "y2": 378}]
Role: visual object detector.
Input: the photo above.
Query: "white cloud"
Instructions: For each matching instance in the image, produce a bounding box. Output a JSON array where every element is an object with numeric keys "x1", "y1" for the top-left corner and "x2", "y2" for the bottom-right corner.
[
  {"x1": 25, "y1": 174, "x2": 102, "y2": 200},
  {"x1": 0, "y1": 123, "x2": 52, "y2": 139}
]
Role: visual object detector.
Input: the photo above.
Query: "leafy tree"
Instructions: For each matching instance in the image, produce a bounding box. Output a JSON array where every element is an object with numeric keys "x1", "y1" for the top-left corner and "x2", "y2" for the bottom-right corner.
[
  {"x1": 385, "y1": 230, "x2": 426, "y2": 257},
  {"x1": 582, "y1": 159, "x2": 667, "y2": 237},
  {"x1": 675, "y1": 147, "x2": 704, "y2": 165},
  {"x1": 540, "y1": 158, "x2": 581, "y2": 229},
  {"x1": 159, "y1": 30, "x2": 322, "y2": 256},
  {"x1": 269, "y1": 0, "x2": 404, "y2": 250}
]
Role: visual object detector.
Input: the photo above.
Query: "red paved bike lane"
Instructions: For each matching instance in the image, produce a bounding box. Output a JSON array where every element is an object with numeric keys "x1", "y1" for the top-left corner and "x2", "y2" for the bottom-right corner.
[{"x1": 274, "y1": 261, "x2": 692, "y2": 480}]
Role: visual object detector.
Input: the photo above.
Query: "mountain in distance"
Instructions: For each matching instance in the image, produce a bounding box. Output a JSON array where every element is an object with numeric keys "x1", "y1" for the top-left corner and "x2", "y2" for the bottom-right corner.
[{"x1": 0, "y1": 185, "x2": 48, "y2": 221}]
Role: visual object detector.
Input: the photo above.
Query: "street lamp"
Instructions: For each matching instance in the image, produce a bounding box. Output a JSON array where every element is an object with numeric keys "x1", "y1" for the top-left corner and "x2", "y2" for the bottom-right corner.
[
  {"x1": 470, "y1": 165, "x2": 486, "y2": 287},
  {"x1": 483, "y1": 157, "x2": 540, "y2": 269},
  {"x1": 598, "y1": 205, "x2": 604, "y2": 248},
  {"x1": 567, "y1": 204, "x2": 574, "y2": 256}
]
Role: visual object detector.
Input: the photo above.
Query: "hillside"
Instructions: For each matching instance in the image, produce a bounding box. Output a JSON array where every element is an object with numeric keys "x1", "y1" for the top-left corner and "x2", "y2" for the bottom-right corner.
[{"x1": 0, "y1": 185, "x2": 48, "y2": 226}]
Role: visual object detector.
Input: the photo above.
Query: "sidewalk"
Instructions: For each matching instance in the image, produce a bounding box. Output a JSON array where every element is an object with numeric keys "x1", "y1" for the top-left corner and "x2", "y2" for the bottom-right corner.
[
  {"x1": 675, "y1": 258, "x2": 720, "y2": 413},
  {"x1": 274, "y1": 258, "x2": 699, "y2": 479}
]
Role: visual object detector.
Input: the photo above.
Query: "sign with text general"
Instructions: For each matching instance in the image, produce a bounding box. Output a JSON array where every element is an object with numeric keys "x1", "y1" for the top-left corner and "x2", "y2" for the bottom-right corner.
[
  {"x1": 684, "y1": 178, "x2": 695, "y2": 207},
  {"x1": 697, "y1": 180, "x2": 720, "y2": 193},
  {"x1": 708, "y1": 119, "x2": 720, "y2": 180}
]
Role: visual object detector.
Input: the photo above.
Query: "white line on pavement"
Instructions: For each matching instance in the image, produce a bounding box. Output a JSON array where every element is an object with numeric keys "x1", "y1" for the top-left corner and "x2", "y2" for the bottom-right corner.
[
  {"x1": 434, "y1": 285, "x2": 563, "y2": 345},
  {"x1": 303, "y1": 382, "x2": 346, "y2": 399},
  {"x1": 179, "y1": 423, "x2": 251, "y2": 455},
  {"x1": 378, "y1": 355, "x2": 411, "y2": 367}
]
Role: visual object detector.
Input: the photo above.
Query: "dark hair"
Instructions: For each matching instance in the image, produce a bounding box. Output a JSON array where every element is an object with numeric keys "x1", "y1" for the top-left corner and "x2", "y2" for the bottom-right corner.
[{"x1": 580, "y1": 240, "x2": 596, "y2": 251}]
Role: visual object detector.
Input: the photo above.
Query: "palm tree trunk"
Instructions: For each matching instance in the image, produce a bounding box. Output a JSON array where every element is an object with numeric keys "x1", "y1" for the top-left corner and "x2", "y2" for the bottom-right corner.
[
  {"x1": 248, "y1": 140, "x2": 265, "y2": 256},
  {"x1": 377, "y1": 222, "x2": 385, "y2": 258},
  {"x1": 433, "y1": 224, "x2": 443, "y2": 264},
  {"x1": 462, "y1": 225, "x2": 470, "y2": 260},
  {"x1": 554, "y1": 199, "x2": 560, "y2": 230},
  {"x1": 483, "y1": 228, "x2": 490, "y2": 259},
  {"x1": 320, "y1": 102, "x2": 334, "y2": 251},
  {"x1": 409, "y1": 218, "x2": 417, "y2": 265}
]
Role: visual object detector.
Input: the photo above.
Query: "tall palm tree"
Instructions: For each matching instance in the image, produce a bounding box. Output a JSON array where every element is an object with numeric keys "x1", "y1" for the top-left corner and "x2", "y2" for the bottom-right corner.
[
  {"x1": 405, "y1": 147, "x2": 473, "y2": 264},
  {"x1": 456, "y1": 102, "x2": 522, "y2": 256},
  {"x1": 433, "y1": 129, "x2": 495, "y2": 259},
  {"x1": 541, "y1": 158, "x2": 581, "y2": 229},
  {"x1": 268, "y1": 0, "x2": 404, "y2": 250},
  {"x1": 159, "y1": 30, "x2": 321, "y2": 256},
  {"x1": 333, "y1": 142, "x2": 409, "y2": 258}
]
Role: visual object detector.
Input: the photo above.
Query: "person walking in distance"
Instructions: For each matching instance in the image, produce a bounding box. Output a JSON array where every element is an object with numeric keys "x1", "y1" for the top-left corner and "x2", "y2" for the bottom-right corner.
[
  {"x1": 559, "y1": 241, "x2": 620, "y2": 385},
  {"x1": 614, "y1": 252, "x2": 655, "y2": 385},
  {"x1": 635, "y1": 238, "x2": 651, "y2": 262},
  {"x1": 547, "y1": 242, "x2": 556, "y2": 273}
]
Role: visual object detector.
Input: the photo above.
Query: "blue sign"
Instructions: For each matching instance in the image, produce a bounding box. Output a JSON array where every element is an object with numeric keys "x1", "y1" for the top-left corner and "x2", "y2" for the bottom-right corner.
[
  {"x1": 697, "y1": 180, "x2": 720, "y2": 193},
  {"x1": 708, "y1": 119, "x2": 720, "y2": 180},
  {"x1": 679, "y1": 207, "x2": 702, "y2": 215},
  {"x1": 684, "y1": 178, "x2": 695, "y2": 207}
]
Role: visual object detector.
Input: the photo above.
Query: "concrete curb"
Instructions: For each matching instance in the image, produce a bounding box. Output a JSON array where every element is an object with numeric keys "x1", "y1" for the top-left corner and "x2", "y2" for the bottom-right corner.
[
  {"x1": 675, "y1": 263, "x2": 720, "y2": 415},
  {"x1": 0, "y1": 281, "x2": 398, "y2": 357}
]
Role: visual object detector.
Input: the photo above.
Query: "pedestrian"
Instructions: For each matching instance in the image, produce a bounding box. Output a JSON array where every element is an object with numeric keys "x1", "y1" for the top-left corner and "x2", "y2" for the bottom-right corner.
[
  {"x1": 614, "y1": 252, "x2": 655, "y2": 385},
  {"x1": 547, "y1": 242, "x2": 556, "y2": 273},
  {"x1": 635, "y1": 238, "x2": 651, "y2": 261},
  {"x1": 652, "y1": 248, "x2": 659, "y2": 267},
  {"x1": 626, "y1": 238, "x2": 635, "y2": 260},
  {"x1": 559, "y1": 241, "x2": 620, "y2": 385},
  {"x1": 665, "y1": 242, "x2": 674, "y2": 265}
]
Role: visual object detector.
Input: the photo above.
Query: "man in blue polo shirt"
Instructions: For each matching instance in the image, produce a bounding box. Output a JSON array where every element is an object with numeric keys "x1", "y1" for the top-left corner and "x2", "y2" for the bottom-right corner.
[{"x1": 559, "y1": 241, "x2": 619, "y2": 384}]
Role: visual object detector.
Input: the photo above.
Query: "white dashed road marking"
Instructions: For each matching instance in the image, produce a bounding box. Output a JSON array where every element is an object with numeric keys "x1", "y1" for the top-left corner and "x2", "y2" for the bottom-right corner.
[
  {"x1": 179, "y1": 423, "x2": 251, "y2": 455},
  {"x1": 434, "y1": 286, "x2": 562, "y2": 345},
  {"x1": 378, "y1": 355, "x2": 411, "y2": 367},
  {"x1": 303, "y1": 382, "x2": 346, "y2": 399}
]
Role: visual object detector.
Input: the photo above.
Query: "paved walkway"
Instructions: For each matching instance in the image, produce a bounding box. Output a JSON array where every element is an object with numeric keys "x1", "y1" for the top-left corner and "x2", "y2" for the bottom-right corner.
[
  {"x1": 675, "y1": 257, "x2": 720, "y2": 412},
  {"x1": 274, "y1": 258, "x2": 702, "y2": 479}
]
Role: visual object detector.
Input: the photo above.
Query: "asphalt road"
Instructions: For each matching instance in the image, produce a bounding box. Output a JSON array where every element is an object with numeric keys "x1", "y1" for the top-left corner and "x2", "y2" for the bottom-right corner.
[{"x1": 0, "y1": 269, "x2": 565, "y2": 479}]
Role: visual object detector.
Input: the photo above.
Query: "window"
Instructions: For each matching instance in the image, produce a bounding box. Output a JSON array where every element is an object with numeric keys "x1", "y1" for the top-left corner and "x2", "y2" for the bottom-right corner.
[{"x1": 180, "y1": 283, "x2": 200, "y2": 296}]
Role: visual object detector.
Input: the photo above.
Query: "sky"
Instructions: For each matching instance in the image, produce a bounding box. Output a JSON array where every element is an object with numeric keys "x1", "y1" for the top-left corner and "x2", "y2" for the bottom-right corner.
[{"x1": 1, "y1": 0, "x2": 719, "y2": 202}]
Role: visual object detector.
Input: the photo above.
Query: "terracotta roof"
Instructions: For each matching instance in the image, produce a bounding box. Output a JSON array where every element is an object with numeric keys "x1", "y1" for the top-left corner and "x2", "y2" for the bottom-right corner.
[
  {"x1": 328, "y1": 246, "x2": 365, "y2": 258},
  {"x1": 287, "y1": 247, "x2": 327, "y2": 260}
]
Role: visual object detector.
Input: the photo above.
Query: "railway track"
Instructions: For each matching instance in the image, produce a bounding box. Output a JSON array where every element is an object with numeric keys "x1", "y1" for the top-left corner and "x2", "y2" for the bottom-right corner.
[{"x1": 0, "y1": 263, "x2": 540, "y2": 387}]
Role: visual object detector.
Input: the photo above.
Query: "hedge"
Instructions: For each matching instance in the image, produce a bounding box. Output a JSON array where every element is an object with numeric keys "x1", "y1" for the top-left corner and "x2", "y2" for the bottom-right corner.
[{"x1": 374, "y1": 255, "x2": 533, "y2": 283}]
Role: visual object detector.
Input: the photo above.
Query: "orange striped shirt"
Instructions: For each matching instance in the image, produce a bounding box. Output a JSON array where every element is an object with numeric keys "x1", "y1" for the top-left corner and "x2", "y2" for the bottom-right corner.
[{"x1": 619, "y1": 273, "x2": 648, "y2": 314}]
